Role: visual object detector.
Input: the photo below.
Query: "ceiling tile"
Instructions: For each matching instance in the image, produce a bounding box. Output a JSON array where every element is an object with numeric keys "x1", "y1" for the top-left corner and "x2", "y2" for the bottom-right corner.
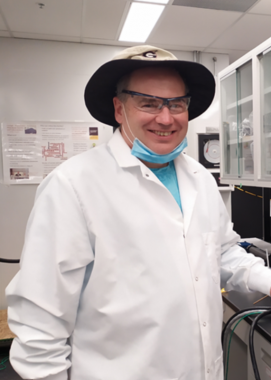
[
  {"x1": 148, "y1": 6, "x2": 241, "y2": 48},
  {"x1": 82, "y1": 0, "x2": 127, "y2": 40},
  {"x1": 12, "y1": 32, "x2": 81, "y2": 43},
  {"x1": 211, "y1": 13, "x2": 271, "y2": 50},
  {"x1": 0, "y1": 10, "x2": 7, "y2": 30},
  {"x1": 248, "y1": 0, "x2": 271, "y2": 15},
  {"x1": 0, "y1": 31, "x2": 11, "y2": 37},
  {"x1": 0, "y1": 0, "x2": 82, "y2": 37},
  {"x1": 204, "y1": 46, "x2": 248, "y2": 64},
  {"x1": 173, "y1": 0, "x2": 257, "y2": 12}
]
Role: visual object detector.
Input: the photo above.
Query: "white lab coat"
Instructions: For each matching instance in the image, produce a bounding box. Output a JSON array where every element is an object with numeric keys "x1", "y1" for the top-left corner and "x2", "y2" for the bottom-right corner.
[{"x1": 6, "y1": 129, "x2": 271, "y2": 380}]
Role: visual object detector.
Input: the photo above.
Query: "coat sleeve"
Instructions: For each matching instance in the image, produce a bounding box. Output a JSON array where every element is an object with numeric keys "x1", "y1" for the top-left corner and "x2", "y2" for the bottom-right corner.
[
  {"x1": 218, "y1": 190, "x2": 271, "y2": 295},
  {"x1": 5, "y1": 170, "x2": 95, "y2": 380}
]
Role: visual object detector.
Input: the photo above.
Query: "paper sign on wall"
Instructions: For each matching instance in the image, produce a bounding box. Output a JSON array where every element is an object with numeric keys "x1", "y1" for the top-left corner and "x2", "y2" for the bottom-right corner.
[{"x1": 1, "y1": 121, "x2": 112, "y2": 184}]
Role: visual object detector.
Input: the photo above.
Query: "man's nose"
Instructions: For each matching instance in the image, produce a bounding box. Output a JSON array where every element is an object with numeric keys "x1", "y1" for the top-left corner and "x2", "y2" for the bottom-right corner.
[{"x1": 155, "y1": 106, "x2": 174, "y2": 125}]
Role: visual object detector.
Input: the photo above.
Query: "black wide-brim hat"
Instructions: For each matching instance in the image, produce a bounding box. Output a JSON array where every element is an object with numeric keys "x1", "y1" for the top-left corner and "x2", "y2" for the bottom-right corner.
[{"x1": 84, "y1": 45, "x2": 215, "y2": 127}]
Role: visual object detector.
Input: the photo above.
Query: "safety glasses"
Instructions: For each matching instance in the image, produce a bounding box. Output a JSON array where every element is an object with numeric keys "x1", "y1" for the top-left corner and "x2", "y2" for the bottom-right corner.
[{"x1": 122, "y1": 90, "x2": 191, "y2": 114}]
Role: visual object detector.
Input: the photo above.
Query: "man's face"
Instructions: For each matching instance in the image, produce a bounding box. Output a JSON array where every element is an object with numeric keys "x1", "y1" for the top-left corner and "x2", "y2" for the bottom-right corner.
[{"x1": 113, "y1": 67, "x2": 189, "y2": 156}]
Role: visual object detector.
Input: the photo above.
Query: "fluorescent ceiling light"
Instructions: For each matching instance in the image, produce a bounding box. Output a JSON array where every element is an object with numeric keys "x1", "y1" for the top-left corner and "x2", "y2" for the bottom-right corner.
[
  {"x1": 119, "y1": 2, "x2": 165, "y2": 43},
  {"x1": 134, "y1": 0, "x2": 169, "y2": 4}
]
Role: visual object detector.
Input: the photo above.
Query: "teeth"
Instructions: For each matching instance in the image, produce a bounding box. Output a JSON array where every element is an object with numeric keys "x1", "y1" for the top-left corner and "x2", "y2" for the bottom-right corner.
[{"x1": 154, "y1": 131, "x2": 172, "y2": 136}]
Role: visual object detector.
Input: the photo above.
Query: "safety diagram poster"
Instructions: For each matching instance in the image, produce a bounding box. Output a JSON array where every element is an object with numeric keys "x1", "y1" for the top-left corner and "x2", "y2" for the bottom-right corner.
[{"x1": 1, "y1": 122, "x2": 112, "y2": 184}]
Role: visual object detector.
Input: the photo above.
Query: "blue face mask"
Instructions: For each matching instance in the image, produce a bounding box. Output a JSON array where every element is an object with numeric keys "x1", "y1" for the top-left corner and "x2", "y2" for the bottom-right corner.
[{"x1": 131, "y1": 136, "x2": 188, "y2": 164}]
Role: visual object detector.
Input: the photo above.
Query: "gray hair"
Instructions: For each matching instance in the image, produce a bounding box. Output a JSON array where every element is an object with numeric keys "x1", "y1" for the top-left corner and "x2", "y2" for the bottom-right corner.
[{"x1": 116, "y1": 73, "x2": 131, "y2": 102}]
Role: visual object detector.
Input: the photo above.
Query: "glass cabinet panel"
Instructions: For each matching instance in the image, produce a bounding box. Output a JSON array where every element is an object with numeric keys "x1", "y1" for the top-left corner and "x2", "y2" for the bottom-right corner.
[
  {"x1": 221, "y1": 71, "x2": 238, "y2": 177},
  {"x1": 220, "y1": 60, "x2": 254, "y2": 179},
  {"x1": 260, "y1": 49, "x2": 271, "y2": 179}
]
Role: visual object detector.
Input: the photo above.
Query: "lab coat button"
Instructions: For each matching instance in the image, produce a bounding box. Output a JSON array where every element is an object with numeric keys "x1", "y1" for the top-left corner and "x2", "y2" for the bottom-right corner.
[
  {"x1": 203, "y1": 322, "x2": 206, "y2": 327},
  {"x1": 195, "y1": 277, "x2": 199, "y2": 281},
  {"x1": 207, "y1": 369, "x2": 210, "y2": 373},
  {"x1": 145, "y1": 174, "x2": 149, "y2": 177}
]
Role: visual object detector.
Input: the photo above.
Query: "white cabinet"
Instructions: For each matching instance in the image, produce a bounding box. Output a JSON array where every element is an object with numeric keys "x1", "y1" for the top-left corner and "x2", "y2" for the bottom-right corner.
[{"x1": 218, "y1": 36, "x2": 271, "y2": 187}]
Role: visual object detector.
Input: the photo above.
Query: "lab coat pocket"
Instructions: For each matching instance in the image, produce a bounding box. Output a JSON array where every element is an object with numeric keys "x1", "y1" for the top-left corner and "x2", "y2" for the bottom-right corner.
[{"x1": 203, "y1": 232, "x2": 220, "y2": 284}]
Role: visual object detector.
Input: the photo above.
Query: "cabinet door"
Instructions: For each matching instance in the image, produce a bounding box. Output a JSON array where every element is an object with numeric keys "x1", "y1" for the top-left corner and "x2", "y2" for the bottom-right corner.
[
  {"x1": 260, "y1": 49, "x2": 271, "y2": 179},
  {"x1": 221, "y1": 60, "x2": 254, "y2": 179}
]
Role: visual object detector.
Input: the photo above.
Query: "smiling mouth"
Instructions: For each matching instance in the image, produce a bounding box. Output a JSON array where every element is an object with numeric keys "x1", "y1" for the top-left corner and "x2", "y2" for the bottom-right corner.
[{"x1": 151, "y1": 131, "x2": 174, "y2": 136}]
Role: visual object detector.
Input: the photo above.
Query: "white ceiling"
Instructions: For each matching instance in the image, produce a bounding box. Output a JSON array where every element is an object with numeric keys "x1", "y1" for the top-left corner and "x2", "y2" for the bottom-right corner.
[{"x1": 0, "y1": 0, "x2": 271, "y2": 63}]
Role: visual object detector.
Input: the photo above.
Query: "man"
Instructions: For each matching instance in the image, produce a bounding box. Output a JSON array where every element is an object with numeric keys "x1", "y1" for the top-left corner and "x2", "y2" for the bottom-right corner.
[{"x1": 6, "y1": 45, "x2": 271, "y2": 380}]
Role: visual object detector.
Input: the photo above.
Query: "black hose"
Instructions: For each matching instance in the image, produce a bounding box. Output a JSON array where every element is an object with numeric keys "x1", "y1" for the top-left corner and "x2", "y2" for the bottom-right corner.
[
  {"x1": 222, "y1": 307, "x2": 271, "y2": 345},
  {"x1": 249, "y1": 309, "x2": 271, "y2": 380},
  {"x1": 0, "y1": 258, "x2": 20, "y2": 263}
]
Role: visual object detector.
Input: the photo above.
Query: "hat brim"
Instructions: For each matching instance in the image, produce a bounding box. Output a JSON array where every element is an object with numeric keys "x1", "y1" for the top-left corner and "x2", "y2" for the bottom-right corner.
[{"x1": 84, "y1": 59, "x2": 215, "y2": 127}]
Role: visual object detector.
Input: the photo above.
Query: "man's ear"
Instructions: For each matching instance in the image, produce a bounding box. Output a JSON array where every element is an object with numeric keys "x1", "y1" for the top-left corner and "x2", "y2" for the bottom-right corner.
[{"x1": 113, "y1": 97, "x2": 124, "y2": 125}]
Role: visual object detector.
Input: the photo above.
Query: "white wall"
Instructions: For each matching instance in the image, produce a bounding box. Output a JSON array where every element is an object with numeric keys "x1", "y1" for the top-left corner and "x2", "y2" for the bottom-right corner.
[
  {"x1": 186, "y1": 54, "x2": 229, "y2": 160},
  {"x1": 0, "y1": 37, "x2": 229, "y2": 309}
]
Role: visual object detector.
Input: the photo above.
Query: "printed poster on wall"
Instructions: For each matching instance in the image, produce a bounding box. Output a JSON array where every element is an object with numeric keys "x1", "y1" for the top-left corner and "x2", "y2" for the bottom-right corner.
[{"x1": 1, "y1": 122, "x2": 112, "y2": 184}]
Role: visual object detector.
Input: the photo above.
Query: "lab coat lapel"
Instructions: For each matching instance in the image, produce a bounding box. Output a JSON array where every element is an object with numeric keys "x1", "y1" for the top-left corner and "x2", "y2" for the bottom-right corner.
[
  {"x1": 108, "y1": 129, "x2": 172, "y2": 187},
  {"x1": 108, "y1": 129, "x2": 140, "y2": 168},
  {"x1": 174, "y1": 154, "x2": 198, "y2": 235}
]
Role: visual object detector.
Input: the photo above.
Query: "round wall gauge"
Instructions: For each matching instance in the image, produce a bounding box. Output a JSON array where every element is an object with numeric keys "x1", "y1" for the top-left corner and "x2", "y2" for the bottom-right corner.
[
  {"x1": 198, "y1": 133, "x2": 220, "y2": 169},
  {"x1": 203, "y1": 139, "x2": 220, "y2": 164}
]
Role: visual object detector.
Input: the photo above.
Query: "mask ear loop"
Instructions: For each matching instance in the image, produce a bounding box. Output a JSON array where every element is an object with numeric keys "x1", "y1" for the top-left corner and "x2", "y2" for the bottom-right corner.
[{"x1": 121, "y1": 104, "x2": 135, "y2": 146}]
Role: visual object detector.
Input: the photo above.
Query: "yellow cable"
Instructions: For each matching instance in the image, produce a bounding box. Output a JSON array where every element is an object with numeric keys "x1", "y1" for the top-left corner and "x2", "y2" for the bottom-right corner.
[
  {"x1": 234, "y1": 186, "x2": 263, "y2": 199},
  {"x1": 246, "y1": 191, "x2": 256, "y2": 196}
]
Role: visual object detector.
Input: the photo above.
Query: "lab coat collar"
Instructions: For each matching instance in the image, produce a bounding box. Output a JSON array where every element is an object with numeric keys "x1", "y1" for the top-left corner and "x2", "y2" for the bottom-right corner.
[
  {"x1": 107, "y1": 128, "x2": 141, "y2": 168},
  {"x1": 108, "y1": 129, "x2": 186, "y2": 192},
  {"x1": 107, "y1": 129, "x2": 162, "y2": 184}
]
